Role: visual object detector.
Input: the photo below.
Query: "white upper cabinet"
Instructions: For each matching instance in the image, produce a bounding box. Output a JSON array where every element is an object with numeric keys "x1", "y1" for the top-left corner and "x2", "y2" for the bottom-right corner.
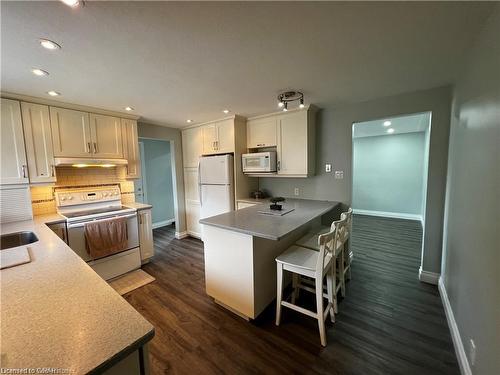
[
  {"x1": 247, "y1": 116, "x2": 277, "y2": 148},
  {"x1": 1, "y1": 99, "x2": 28, "y2": 184},
  {"x1": 277, "y1": 110, "x2": 309, "y2": 176},
  {"x1": 202, "y1": 123, "x2": 218, "y2": 154},
  {"x1": 202, "y1": 119, "x2": 235, "y2": 155},
  {"x1": 21, "y1": 102, "x2": 56, "y2": 183},
  {"x1": 89, "y1": 114, "x2": 123, "y2": 158},
  {"x1": 182, "y1": 126, "x2": 203, "y2": 168},
  {"x1": 121, "y1": 119, "x2": 140, "y2": 178},
  {"x1": 50, "y1": 107, "x2": 92, "y2": 157},
  {"x1": 246, "y1": 106, "x2": 316, "y2": 177}
]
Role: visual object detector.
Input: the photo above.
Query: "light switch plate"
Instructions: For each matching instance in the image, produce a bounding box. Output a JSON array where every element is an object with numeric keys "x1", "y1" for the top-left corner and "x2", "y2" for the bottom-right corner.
[
  {"x1": 334, "y1": 171, "x2": 344, "y2": 179},
  {"x1": 325, "y1": 164, "x2": 332, "y2": 173},
  {"x1": 294, "y1": 187, "x2": 300, "y2": 196}
]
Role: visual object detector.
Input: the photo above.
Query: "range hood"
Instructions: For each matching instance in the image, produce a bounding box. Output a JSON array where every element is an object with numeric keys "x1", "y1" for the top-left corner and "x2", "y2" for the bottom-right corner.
[{"x1": 54, "y1": 158, "x2": 128, "y2": 167}]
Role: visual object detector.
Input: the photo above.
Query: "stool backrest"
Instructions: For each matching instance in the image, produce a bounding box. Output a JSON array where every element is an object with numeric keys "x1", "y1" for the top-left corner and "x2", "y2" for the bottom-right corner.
[
  {"x1": 340, "y1": 207, "x2": 353, "y2": 241},
  {"x1": 317, "y1": 217, "x2": 347, "y2": 275}
]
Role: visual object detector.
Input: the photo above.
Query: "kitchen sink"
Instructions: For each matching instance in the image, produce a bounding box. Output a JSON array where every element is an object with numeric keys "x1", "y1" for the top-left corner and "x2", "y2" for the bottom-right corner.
[{"x1": 0, "y1": 231, "x2": 39, "y2": 250}]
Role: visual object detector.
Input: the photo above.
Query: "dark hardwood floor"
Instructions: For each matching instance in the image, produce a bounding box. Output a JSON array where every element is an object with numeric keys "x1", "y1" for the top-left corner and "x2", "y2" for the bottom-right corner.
[{"x1": 125, "y1": 215, "x2": 459, "y2": 375}]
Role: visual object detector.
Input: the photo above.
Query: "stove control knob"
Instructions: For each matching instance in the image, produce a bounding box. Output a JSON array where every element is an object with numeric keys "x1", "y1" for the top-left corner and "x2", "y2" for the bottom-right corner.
[
  {"x1": 114, "y1": 192, "x2": 119, "y2": 196},
  {"x1": 103, "y1": 192, "x2": 108, "y2": 197},
  {"x1": 68, "y1": 196, "x2": 73, "y2": 200},
  {"x1": 60, "y1": 197, "x2": 66, "y2": 201}
]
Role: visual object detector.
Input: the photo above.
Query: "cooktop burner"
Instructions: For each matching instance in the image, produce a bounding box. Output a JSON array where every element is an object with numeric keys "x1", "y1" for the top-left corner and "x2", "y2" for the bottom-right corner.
[{"x1": 62, "y1": 206, "x2": 131, "y2": 219}]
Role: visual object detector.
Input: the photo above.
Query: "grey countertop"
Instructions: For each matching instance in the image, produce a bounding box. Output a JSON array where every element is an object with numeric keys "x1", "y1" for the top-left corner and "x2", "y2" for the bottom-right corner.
[
  {"x1": 0, "y1": 216, "x2": 154, "y2": 373},
  {"x1": 200, "y1": 198, "x2": 340, "y2": 240},
  {"x1": 124, "y1": 202, "x2": 153, "y2": 210}
]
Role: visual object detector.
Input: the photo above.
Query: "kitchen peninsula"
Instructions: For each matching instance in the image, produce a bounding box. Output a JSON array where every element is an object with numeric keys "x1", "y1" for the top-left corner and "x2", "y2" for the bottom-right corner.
[{"x1": 200, "y1": 198, "x2": 340, "y2": 320}]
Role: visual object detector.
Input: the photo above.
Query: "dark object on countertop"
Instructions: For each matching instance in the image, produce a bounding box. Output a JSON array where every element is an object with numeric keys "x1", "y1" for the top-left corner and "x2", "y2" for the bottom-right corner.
[
  {"x1": 250, "y1": 190, "x2": 267, "y2": 199},
  {"x1": 270, "y1": 197, "x2": 285, "y2": 211}
]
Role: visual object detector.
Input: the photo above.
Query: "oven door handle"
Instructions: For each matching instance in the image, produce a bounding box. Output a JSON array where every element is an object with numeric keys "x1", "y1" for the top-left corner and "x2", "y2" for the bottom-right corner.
[{"x1": 67, "y1": 213, "x2": 137, "y2": 229}]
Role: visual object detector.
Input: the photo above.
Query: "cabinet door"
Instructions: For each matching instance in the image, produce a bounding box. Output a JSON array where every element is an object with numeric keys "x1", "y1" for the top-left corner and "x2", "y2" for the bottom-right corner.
[
  {"x1": 182, "y1": 127, "x2": 203, "y2": 168},
  {"x1": 202, "y1": 124, "x2": 217, "y2": 154},
  {"x1": 215, "y1": 118, "x2": 234, "y2": 153},
  {"x1": 277, "y1": 111, "x2": 308, "y2": 176},
  {"x1": 50, "y1": 107, "x2": 92, "y2": 157},
  {"x1": 21, "y1": 102, "x2": 56, "y2": 183},
  {"x1": 184, "y1": 167, "x2": 201, "y2": 237},
  {"x1": 139, "y1": 208, "x2": 154, "y2": 260},
  {"x1": 186, "y1": 202, "x2": 201, "y2": 238},
  {"x1": 90, "y1": 114, "x2": 123, "y2": 158},
  {"x1": 1, "y1": 99, "x2": 28, "y2": 184},
  {"x1": 247, "y1": 117, "x2": 277, "y2": 148},
  {"x1": 121, "y1": 119, "x2": 140, "y2": 178}
]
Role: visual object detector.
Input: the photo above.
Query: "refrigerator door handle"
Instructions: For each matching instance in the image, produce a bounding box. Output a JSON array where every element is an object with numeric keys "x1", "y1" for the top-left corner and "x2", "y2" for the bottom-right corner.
[{"x1": 198, "y1": 160, "x2": 202, "y2": 206}]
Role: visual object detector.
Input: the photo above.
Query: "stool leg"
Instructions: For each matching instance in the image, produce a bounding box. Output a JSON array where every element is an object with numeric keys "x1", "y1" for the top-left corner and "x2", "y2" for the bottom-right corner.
[
  {"x1": 326, "y1": 265, "x2": 335, "y2": 323},
  {"x1": 332, "y1": 255, "x2": 338, "y2": 314},
  {"x1": 291, "y1": 274, "x2": 300, "y2": 304},
  {"x1": 276, "y1": 263, "x2": 284, "y2": 326},
  {"x1": 340, "y1": 246, "x2": 346, "y2": 298},
  {"x1": 315, "y1": 274, "x2": 327, "y2": 346}
]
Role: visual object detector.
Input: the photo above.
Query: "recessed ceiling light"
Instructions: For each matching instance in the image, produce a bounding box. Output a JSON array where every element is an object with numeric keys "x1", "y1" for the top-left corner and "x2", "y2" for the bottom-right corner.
[
  {"x1": 31, "y1": 68, "x2": 49, "y2": 76},
  {"x1": 124, "y1": 106, "x2": 134, "y2": 111},
  {"x1": 223, "y1": 109, "x2": 230, "y2": 114},
  {"x1": 186, "y1": 119, "x2": 193, "y2": 123},
  {"x1": 383, "y1": 120, "x2": 392, "y2": 127},
  {"x1": 60, "y1": 0, "x2": 81, "y2": 7},
  {"x1": 39, "y1": 39, "x2": 61, "y2": 50},
  {"x1": 47, "y1": 91, "x2": 61, "y2": 97},
  {"x1": 387, "y1": 128, "x2": 395, "y2": 134}
]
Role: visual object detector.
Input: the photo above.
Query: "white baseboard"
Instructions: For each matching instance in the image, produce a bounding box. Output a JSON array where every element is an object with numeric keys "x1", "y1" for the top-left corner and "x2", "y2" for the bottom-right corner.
[
  {"x1": 175, "y1": 231, "x2": 189, "y2": 240},
  {"x1": 152, "y1": 218, "x2": 175, "y2": 229},
  {"x1": 418, "y1": 266, "x2": 440, "y2": 285},
  {"x1": 438, "y1": 277, "x2": 472, "y2": 375},
  {"x1": 353, "y1": 209, "x2": 422, "y2": 223}
]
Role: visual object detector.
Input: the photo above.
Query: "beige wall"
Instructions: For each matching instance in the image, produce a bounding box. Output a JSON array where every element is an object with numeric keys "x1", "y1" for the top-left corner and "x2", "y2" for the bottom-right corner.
[
  {"x1": 260, "y1": 86, "x2": 452, "y2": 275},
  {"x1": 441, "y1": 7, "x2": 500, "y2": 374},
  {"x1": 137, "y1": 122, "x2": 187, "y2": 234}
]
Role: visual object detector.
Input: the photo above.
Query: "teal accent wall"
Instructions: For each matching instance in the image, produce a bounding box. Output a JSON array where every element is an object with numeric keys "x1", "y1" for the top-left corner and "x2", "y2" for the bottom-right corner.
[
  {"x1": 142, "y1": 139, "x2": 175, "y2": 225},
  {"x1": 352, "y1": 132, "x2": 426, "y2": 216}
]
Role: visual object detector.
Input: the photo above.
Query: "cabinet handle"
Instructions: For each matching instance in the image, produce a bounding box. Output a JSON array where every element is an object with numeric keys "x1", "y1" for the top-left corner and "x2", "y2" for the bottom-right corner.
[
  {"x1": 93, "y1": 142, "x2": 98, "y2": 154},
  {"x1": 216, "y1": 140, "x2": 219, "y2": 150},
  {"x1": 257, "y1": 143, "x2": 265, "y2": 147},
  {"x1": 21, "y1": 165, "x2": 28, "y2": 178},
  {"x1": 51, "y1": 164, "x2": 56, "y2": 177},
  {"x1": 139, "y1": 213, "x2": 143, "y2": 225},
  {"x1": 277, "y1": 161, "x2": 281, "y2": 171},
  {"x1": 87, "y1": 142, "x2": 91, "y2": 153}
]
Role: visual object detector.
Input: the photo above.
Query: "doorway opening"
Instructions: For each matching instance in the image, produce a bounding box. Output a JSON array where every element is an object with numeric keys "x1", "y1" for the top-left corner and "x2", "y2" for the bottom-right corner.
[
  {"x1": 351, "y1": 112, "x2": 431, "y2": 272},
  {"x1": 135, "y1": 138, "x2": 176, "y2": 229}
]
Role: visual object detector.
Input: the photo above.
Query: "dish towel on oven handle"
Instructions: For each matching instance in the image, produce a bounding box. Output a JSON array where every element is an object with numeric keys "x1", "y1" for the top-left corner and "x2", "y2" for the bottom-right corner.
[{"x1": 84, "y1": 216, "x2": 128, "y2": 260}]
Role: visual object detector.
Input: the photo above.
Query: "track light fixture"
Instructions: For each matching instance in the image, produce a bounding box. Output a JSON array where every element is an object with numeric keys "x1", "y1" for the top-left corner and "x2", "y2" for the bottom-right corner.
[{"x1": 277, "y1": 90, "x2": 305, "y2": 111}]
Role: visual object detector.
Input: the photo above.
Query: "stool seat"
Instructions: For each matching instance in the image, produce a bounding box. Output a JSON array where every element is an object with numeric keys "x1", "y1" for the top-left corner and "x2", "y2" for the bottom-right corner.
[
  {"x1": 295, "y1": 225, "x2": 330, "y2": 251},
  {"x1": 276, "y1": 245, "x2": 332, "y2": 272}
]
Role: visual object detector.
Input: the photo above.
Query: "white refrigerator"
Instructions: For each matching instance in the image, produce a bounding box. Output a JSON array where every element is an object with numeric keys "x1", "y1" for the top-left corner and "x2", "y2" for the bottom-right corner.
[{"x1": 199, "y1": 154, "x2": 235, "y2": 223}]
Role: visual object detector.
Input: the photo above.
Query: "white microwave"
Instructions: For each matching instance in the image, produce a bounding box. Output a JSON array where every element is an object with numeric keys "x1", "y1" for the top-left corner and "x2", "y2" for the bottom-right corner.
[{"x1": 242, "y1": 152, "x2": 277, "y2": 173}]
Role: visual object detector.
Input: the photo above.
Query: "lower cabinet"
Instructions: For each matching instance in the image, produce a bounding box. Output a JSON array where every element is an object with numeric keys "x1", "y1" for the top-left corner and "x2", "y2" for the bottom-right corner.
[
  {"x1": 138, "y1": 208, "x2": 154, "y2": 263},
  {"x1": 184, "y1": 167, "x2": 202, "y2": 238}
]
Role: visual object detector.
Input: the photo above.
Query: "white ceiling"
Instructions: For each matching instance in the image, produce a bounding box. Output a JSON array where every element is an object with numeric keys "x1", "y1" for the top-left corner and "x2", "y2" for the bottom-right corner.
[
  {"x1": 353, "y1": 112, "x2": 430, "y2": 138},
  {"x1": 0, "y1": 2, "x2": 494, "y2": 128}
]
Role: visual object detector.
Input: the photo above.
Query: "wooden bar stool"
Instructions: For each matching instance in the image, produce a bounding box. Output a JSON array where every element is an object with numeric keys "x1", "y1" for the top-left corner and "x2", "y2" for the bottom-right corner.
[
  {"x1": 295, "y1": 207, "x2": 353, "y2": 298},
  {"x1": 275, "y1": 217, "x2": 348, "y2": 346}
]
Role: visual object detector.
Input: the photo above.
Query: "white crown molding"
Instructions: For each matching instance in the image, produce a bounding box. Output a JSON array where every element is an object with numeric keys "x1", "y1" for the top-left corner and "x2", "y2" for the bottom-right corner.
[
  {"x1": 438, "y1": 277, "x2": 472, "y2": 375},
  {"x1": 0, "y1": 91, "x2": 140, "y2": 120}
]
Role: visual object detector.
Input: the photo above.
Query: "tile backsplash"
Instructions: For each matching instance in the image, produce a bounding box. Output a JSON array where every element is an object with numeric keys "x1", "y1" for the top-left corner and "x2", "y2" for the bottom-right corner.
[{"x1": 31, "y1": 166, "x2": 135, "y2": 216}]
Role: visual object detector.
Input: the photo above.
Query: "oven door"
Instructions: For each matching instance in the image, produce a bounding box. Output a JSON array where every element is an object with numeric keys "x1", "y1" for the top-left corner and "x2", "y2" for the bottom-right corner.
[{"x1": 67, "y1": 213, "x2": 139, "y2": 262}]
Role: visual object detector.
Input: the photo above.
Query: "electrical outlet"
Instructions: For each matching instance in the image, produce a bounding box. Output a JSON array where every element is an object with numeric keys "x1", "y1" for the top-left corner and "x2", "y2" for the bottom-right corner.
[
  {"x1": 470, "y1": 339, "x2": 476, "y2": 366},
  {"x1": 294, "y1": 187, "x2": 300, "y2": 196},
  {"x1": 325, "y1": 163, "x2": 332, "y2": 173},
  {"x1": 334, "y1": 171, "x2": 344, "y2": 179}
]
